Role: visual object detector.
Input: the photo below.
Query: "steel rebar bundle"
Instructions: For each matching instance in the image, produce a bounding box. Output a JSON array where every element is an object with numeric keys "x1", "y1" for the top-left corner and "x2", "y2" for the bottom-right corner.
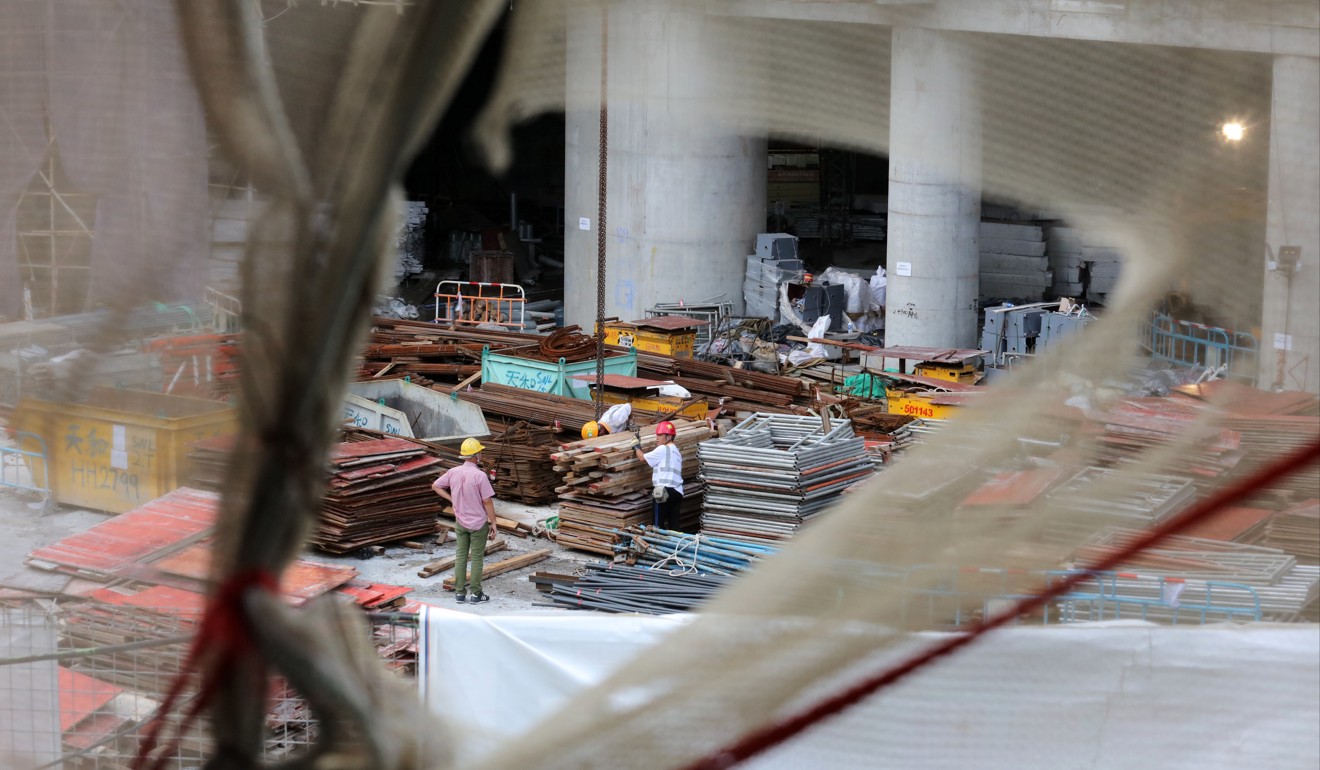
[{"x1": 548, "y1": 562, "x2": 733, "y2": 614}]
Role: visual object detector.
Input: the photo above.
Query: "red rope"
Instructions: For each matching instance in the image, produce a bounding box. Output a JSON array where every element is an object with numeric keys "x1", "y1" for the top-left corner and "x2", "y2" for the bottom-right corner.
[
  {"x1": 684, "y1": 438, "x2": 1320, "y2": 770},
  {"x1": 132, "y1": 569, "x2": 278, "y2": 770}
]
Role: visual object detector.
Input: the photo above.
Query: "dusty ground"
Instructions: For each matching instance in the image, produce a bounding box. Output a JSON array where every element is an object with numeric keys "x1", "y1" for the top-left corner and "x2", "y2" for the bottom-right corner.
[{"x1": 0, "y1": 461, "x2": 601, "y2": 615}]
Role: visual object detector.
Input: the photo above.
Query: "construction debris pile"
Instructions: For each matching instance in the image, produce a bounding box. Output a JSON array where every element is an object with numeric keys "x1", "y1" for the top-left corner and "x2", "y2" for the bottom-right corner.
[
  {"x1": 699, "y1": 414, "x2": 874, "y2": 543},
  {"x1": 551, "y1": 421, "x2": 711, "y2": 556},
  {"x1": 313, "y1": 437, "x2": 452, "y2": 554},
  {"x1": 484, "y1": 421, "x2": 561, "y2": 504},
  {"x1": 15, "y1": 487, "x2": 420, "y2": 764}
]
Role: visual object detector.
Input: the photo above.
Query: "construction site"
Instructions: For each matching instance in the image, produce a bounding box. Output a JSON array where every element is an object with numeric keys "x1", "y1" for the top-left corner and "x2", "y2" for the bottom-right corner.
[{"x1": 0, "y1": 1, "x2": 1318, "y2": 768}]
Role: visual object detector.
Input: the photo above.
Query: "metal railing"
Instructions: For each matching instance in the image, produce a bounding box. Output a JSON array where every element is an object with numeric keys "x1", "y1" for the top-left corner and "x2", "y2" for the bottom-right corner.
[
  {"x1": 434, "y1": 280, "x2": 526, "y2": 331},
  {"x1": 0, "y1": 430, "x2": 50, "y2": 508},
  {"x1": 897, "y1": 565, "x2": 1264, "y2": 629},
  {"x1": 1142, "y1": 311, "x2": 1258, "y2": 380}
]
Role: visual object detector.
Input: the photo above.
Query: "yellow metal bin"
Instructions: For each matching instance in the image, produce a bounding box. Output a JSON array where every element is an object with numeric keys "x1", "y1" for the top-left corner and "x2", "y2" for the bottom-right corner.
[
  {"x1": 601, "y1": 317, "x2": 709, "y2": 358},
  {"x1": 13, "y1": 388, "x2": 237, "y2": 513}
]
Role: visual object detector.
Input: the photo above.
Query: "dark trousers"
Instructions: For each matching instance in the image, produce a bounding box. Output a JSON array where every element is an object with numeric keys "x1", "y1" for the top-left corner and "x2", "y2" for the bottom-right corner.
[{"x1": 653, "y1": 488, "x2": 683, "y2": 530}]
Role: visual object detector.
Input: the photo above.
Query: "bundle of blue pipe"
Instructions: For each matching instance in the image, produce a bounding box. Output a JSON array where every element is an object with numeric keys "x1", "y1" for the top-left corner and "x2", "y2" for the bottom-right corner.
[{"x1": 614, "y1": 526, "x2": 778, "y2": 576}]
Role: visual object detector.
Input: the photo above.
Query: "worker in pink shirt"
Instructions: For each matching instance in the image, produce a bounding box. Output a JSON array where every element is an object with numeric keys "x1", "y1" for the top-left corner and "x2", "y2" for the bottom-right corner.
[{"x1": 432, "y1": 438, "x2": 499, "y2": 603}]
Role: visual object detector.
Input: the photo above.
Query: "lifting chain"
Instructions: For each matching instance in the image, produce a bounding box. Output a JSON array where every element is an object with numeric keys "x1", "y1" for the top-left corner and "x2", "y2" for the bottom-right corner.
[{"x1": 593, "y1": 5, "x2": 609, "y2": 420}]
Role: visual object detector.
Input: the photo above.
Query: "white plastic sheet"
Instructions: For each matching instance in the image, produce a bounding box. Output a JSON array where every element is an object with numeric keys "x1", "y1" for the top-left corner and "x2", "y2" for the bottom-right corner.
[{"x1": 421, "y1": 607, "x2": 1320, "y2": 770}]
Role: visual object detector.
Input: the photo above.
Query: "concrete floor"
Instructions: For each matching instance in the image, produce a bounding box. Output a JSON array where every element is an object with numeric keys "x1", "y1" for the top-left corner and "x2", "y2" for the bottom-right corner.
[{"x1": 0, "y1": 466, "x2": 601, "y2": 616}]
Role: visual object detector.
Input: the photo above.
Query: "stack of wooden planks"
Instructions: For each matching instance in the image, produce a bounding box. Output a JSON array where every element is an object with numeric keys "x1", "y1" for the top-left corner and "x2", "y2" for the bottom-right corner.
[
  {"x1": 485, "y1": 421, "x2": 561, "y2": 504},
  {"x1": 551, "y1": 420, "x2": 711, "y2": 555},
  {"x1": 313, "y1": 438, "x2": 446, "y2": 553},
  {"x1": 358, "y1": 316, "x2": 533, "y2": 386}
]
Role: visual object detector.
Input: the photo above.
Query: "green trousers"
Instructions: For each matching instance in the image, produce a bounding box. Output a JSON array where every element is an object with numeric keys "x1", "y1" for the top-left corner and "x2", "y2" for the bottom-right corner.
[{"x1": 453, "y1": 522, "x2": 490, "y2": 595}]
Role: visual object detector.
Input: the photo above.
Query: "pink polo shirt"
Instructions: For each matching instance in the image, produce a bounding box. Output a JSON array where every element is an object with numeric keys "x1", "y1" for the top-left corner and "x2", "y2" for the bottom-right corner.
[{"x1": 432, "y1": 460, "x2": 495, "y2": 530}]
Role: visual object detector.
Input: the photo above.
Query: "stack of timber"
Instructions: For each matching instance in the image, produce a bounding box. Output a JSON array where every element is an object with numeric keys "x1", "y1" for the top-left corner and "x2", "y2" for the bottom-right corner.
[
  {"x1": 634, "y1": 351, "x2": 812, "y2": 415},
  {"x1": 979, "y1": 221, "x2": 1052, "y2": 303},
  {"x1": 551, "y1": 421, "x2": 712, "y2": 556},
  {"x1": 359, "y1": 316, "x2": 536, "y2": 385},
  {"x1": 485, "y1": 421, "x2": 560, "y2": 504},
  {"x1": 313, "y1": 438, "x2": 447, "y2": 553},
  {"x1": 457, "y1": 382, "x2": 698, "y2": 434},
  {"x1": 187, "y1": 434, "x2": 235, "y2": 491},
  {"x1": 1090, "y1": 398, "x2": 1245, "y2": 485},
  {"x1": 699, "y1": 413, "x2": 874, "y2": 543}
]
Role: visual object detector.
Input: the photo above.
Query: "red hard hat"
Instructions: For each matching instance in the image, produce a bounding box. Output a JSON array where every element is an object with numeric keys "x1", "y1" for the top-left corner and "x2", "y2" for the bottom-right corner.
[{"x1": 656, "y1": 421, "x2": 677, "y2": 436}]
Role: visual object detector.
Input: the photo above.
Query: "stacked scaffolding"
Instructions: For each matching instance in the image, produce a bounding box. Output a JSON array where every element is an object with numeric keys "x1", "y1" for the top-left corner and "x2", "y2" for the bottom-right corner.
[{"x1": 699, "y1": 414, "x2": 874, "y2": 543}]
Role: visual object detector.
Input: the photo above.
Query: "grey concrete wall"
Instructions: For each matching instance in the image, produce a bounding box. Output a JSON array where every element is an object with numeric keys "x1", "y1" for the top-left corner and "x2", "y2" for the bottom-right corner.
[
  {"x1": 719, "y1": 0, "x2": 1319, "y2": 57},
  {"x1": 884, "y1": 28, "x2": 982, "y2": 349},
  {"x1": 564, "y1": 4, "x2": 766, "y2": 328},
  {"x1": 1260, "y1": 55, "x2": 1320, "y2": 393}
]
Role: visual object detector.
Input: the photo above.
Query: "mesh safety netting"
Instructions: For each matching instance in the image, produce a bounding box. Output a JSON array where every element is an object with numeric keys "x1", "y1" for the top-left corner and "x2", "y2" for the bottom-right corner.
[{"x1": 1, "y1": 1, "x2": 1318, "y2": 769}]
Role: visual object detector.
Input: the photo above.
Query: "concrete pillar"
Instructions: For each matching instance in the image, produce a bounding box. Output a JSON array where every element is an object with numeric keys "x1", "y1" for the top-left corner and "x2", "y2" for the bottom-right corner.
[
  {"x1": 885, "y1": 28, "x2": 982, "y2": 349},
  {"x1": 564, "y1": 3, "x2": 766, "y2": 329},
  {"x1": 1260, "y1": 56, "x2": 1320, "y2": 394}
]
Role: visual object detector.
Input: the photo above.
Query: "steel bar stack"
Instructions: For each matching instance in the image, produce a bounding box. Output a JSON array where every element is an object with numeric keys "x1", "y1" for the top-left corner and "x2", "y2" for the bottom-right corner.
[
  {"x1": 614, "y1": 526, "x2": 778, "y2": 576},
  {"x1": 551, "y1": 421, "x2": 711, "y2": 555},
  {"x1": 547, "y1": 562, "x2": 732, "y2": 614},
  {"x1": 1071, "y1": 528, "x2": 1320, "y2": 622},
  {"x1": 1041, "y1": 467, "x2": 1197, "y2": 544},
  {"x1": 699, "y1": 413, "x2": 874, "y2": 543},
  {"x1": 313, "y1": 438, "x2": 448, "y2": 554}
]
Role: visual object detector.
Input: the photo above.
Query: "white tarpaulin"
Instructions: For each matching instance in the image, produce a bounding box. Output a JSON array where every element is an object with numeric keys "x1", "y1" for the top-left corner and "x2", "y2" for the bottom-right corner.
[{"x1": 420, "y1": 606, "x2": 1320, "y2": 769}]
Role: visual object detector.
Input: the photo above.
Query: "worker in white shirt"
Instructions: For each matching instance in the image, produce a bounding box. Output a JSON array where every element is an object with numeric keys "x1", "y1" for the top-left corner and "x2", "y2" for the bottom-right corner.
[{"x1": 633, "y1": 421, "x2": 683, "y2": 530}]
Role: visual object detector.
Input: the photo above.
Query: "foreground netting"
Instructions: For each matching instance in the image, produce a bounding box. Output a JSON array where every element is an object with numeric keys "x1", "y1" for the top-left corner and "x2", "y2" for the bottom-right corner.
[{"x1": 0, "y1": 1, "x2": 1316, "y2": 769}]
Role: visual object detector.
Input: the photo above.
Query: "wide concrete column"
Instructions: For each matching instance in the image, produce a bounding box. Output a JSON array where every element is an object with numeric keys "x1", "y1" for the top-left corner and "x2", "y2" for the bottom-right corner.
[
  {"x1": 564, "y1": 3, "x2": 766, "y2": 328},
  {"x1": 885, "y1": 28, "x2": 982, "y2": 349},
  {"x1": 1260, "y1": 55, "x2": 1320, "y2": 394}
]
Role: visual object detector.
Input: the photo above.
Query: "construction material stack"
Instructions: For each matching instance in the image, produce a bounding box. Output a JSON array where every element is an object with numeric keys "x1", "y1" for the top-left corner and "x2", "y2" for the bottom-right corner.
[
  {"x1": 551, "y1": 420, "x2": 711, "y2": 555},
  {"x1": 484, "y1": 421, "x2": 560, "y2": 504},
  {"x1": 699, "y1": 413, "x2": 874, "y2": 543},
  {"x1": 743, "y1": 233, "x2": 805, "y2": 323},
  {"x1": 978, "y1": 221, "x2": 1051, "y2": 303},
  {"x1": 313, "y1": 437, "x2": 449, "y2": 553}
]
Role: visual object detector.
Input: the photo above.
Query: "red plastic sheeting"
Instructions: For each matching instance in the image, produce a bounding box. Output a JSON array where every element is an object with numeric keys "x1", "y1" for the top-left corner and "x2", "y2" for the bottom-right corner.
[{"x1": 25, "y1": 487, "x2": 218, "y2": 579}]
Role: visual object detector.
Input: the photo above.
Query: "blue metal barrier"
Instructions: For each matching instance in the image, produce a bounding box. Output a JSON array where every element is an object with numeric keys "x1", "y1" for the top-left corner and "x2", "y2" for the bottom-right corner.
[
  {"x1": 0, "y1": 430, "x2": 51, "y2": 506},
  {"x1": 1142, "y1": 312, "x2": 1258, "y2": 379},
  {"x1": 897, "y1": 565, "x2": 1263, "y2": 628}
]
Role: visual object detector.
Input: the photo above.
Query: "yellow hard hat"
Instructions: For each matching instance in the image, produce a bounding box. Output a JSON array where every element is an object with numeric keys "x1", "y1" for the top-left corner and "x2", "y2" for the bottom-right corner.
[
  {"x1": 581, "y1": 421, "x2": 609, "y2": 439},
  {"x1": 460, "y1": 437, "x2": 485, "y2": 457}
]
